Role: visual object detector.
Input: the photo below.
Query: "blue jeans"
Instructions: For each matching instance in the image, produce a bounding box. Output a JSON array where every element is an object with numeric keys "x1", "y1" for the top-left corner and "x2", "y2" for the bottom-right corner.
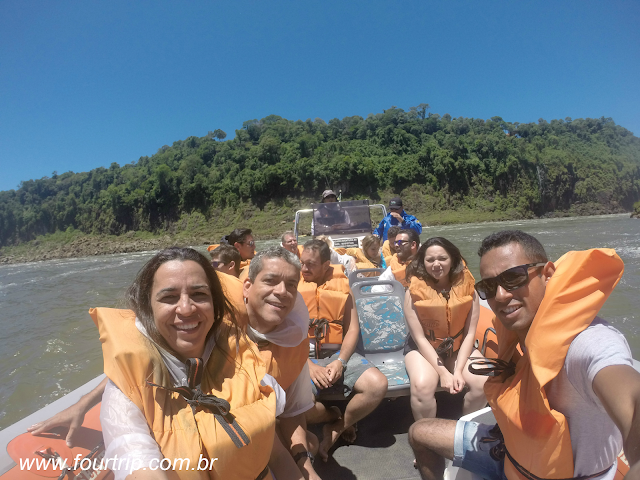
[{"x1": 452, "y1": 421, "x2": 506, "y2": 480}]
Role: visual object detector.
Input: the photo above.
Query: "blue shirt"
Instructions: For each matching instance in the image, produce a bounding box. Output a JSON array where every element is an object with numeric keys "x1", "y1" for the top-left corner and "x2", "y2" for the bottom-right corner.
[{"x1": 374, "y1": 210, "x2": 422, "y2": 241}]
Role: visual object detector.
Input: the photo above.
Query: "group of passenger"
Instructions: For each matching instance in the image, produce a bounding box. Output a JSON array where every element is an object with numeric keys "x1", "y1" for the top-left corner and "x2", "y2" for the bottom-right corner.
[{"x1": 27, "y1": 194, "x2": 639, "y2": 480}]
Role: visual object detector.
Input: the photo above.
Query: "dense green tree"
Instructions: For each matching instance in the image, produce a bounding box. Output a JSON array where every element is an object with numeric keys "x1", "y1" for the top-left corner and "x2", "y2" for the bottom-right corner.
[{"x1": 0, "y1": 108, "x2": 638, "y2": 247}]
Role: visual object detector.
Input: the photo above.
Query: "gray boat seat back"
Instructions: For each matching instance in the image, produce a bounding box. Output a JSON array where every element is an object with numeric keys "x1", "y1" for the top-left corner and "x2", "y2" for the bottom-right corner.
[
  {"x1": 348, "y1": 267, "x2": 385, "y2": 288},
  {"x1": 352, "y1": 278, "x2": 410, "y2": 393}
]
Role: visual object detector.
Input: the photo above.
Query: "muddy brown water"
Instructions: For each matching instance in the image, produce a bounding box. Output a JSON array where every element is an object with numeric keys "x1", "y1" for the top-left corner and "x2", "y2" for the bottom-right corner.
[{"x1": 1, "y1": 213, "x2": 638, "y2": 430}]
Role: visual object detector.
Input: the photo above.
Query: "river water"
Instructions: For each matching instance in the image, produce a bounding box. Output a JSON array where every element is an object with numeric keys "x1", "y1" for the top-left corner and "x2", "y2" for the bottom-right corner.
[{"x1": 0, "y1": 213, "x2": 638, "y2": 430}]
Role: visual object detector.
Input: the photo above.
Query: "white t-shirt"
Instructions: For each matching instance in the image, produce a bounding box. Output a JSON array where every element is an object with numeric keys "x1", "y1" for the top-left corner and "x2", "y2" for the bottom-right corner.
[{"x1": 545, "y1": 317, "x2": 633, "y2": 479}]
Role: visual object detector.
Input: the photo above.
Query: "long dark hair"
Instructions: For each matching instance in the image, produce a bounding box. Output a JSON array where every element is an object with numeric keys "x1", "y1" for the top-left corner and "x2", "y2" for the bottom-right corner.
[
  {"x1": 407, "y1": 237, "x2": 466, "y2": 285},
  {"x1": 126, "y1": 247, "x2": 236, "y2": 360}
]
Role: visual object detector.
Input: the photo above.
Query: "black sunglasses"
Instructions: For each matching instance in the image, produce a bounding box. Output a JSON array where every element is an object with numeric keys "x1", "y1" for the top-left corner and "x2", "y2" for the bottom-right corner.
[
  {"x1": 211, "y1": 260, "x2": 223, "y2": 268},
  {"x1": 474, "y1": 263, "x2": 546, "y2": 300}
]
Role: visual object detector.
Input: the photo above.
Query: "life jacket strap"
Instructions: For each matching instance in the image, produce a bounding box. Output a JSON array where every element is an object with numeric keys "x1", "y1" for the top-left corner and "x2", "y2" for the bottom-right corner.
[
  {"x1": 467, "y1": 357, "x2": 516, "y2": 381},
  {"x1": 255, "y1": 466, "x2": 270, "y2": 480},
  {"x1": 481, "y1": 424, "x2": 613, "y2": 480},
  {"x1": 147, "y1": 357, "x2": 251, "y2": 448},
  {"x1": 435, "y1": 327, "x2": 465, "y2": 357}
]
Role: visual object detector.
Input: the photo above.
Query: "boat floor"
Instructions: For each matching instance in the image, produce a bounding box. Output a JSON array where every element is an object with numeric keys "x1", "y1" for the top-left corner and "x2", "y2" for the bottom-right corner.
[{"x1": 311, "y1": 392, "x2": 465, "y2": 480}]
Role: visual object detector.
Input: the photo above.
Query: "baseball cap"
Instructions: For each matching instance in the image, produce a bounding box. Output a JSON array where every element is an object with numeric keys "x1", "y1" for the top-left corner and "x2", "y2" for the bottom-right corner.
[
  {"x1": 389, "y1": 197, "x2": 403, "y2": 208},
  {"x1": 322, "y1": 189, "x2": 337, "y2": 200}
]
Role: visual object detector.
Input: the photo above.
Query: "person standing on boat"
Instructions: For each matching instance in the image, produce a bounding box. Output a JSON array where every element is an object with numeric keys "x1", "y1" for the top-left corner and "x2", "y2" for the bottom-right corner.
[
  {"x1": 403, "y1": 237, "x2": 487, "y2": 421},
  {"x1": 299, "y1": 240, "x2": 388, "y2": 461},
  {"x1": 374, "y1": 197, "x2": 422, "y2": 242},
  {"x1": 409, "y1": 230, "x2": 640, "y2": 480}
]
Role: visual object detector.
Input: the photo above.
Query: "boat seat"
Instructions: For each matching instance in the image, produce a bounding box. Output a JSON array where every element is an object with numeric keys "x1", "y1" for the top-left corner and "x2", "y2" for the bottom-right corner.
[
  {"x1": 352, "y1": 278, "x2": 411, "y2": 397},
  {"x1": 348, "y1": 267, "x2": 384, "y2": 288}
]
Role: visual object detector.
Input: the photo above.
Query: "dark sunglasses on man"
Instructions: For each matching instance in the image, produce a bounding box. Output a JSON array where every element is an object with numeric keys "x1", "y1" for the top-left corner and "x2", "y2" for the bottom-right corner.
[
  {"x1": 474, "y1": 263, "x2": 547, "y2": 300},
  {"x1": 395, "y1": 239, "x2": 410, "y2": 246},
  {"x1": 211, "y1": 260, "x2": 223, "y2": 268}
]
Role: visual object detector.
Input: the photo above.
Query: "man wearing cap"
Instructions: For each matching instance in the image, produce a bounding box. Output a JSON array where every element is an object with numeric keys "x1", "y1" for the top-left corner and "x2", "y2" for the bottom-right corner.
[
  {"x1": 312, "y1": 189, "x2": 351, "y2": 236},
  {"x1": 374, "y1": 196, "x2": 422, "y2": 242}
]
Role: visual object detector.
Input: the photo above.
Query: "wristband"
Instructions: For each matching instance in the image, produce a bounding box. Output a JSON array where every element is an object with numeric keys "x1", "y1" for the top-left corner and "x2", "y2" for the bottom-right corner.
[
  {"x1": 337, "y1": 357, "x2": 347, "y2": 369},
  {"x1": 292, "y1": 450, "x2": 314, "y2": 465}
]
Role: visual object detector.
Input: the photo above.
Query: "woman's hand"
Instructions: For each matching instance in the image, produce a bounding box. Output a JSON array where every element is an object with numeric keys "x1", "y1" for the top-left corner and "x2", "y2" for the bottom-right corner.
[
  {"x1": 452, "y1": 370, "x2": 466, "y2": 394},
  {"x1": 439, "y1": 370, "x2": 456, "y2": 394}
]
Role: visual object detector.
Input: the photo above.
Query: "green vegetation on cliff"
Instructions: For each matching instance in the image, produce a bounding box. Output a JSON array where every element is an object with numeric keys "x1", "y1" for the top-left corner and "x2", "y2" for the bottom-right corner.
[{"x1": 1, "y1": 107, "x2": 639, "y2": 248}]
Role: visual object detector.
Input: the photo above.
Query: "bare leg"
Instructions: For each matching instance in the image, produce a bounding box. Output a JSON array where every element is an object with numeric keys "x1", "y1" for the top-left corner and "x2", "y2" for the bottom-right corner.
[
  {"x1": 405, "y1": 350, "x2": 440, "y2": 420},
  {"x1": 318, "y1": 368, "x2": 387, "y2": 461},
  {"x1": 408, "y1": 418, "x2": 456, "y2": 480},
  {"x1": 460, "y1": 349, "x2": 488, "y2": 415},
  {"x1": 305, "y1": 403, "x2": 341, "y2": 425},
  {"x1": 307, "y1": 430, "x2": 319, "y2": 456}
]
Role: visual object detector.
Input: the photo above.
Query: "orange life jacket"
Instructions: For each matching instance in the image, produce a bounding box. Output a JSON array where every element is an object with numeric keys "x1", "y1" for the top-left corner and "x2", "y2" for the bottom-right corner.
[
  {"x1": 257, "y1": 340, "x2": 310, "y2": 390},
  {"x1": 217, "y1": 272, "x2": 309, "y2": 391},
  {"x1": 484, "y1": 249, "x2": 624, "y2": 480},
  {"x1": 346, "y1": 247, "x2": 368, "y2": 264},
  {"x1": 207, "y1": 244, "x2": 220, "y2": 252},
  {"x1": 299, "y1": 266, "x2": 351, "y2": 352},
  {"x1": 347, "y1": 248, "x2": 382, "y2": 273},
  {"x1": 91, "y1": 307, "x2": 277, "y2": 480},
  {"x1": 408, "y1": 268, "x2": 475, "y2": 355},
  {"x1": 388, "y1": 254, "x2": 411, "y2": 288},
  {"x1": 382, "y1": 240, "x2": 392, "y2": 260}
]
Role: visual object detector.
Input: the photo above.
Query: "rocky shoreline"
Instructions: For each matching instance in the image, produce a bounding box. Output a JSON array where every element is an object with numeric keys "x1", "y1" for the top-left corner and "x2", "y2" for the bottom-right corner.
[
  {"x1": 0, "y1": 208, "x2": 635, "y2": 266},
  {"x1": 0, "y1": 234, "x2": 215, "y2": 265}
]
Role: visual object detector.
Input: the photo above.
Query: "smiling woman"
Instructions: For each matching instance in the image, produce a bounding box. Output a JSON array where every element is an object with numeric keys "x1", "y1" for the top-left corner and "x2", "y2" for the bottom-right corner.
[
  {"x1": 92, "y1": 247, "x2": 285, "y2": 480},
  {"x1": 403, "y1": 237, "x2": 488, "y2": 422}
]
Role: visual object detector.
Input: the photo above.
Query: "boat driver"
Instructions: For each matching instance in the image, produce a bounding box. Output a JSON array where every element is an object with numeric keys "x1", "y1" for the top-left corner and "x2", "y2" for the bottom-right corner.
[{"x1": 311, "y1": 189, "x2": 351, "y2": 236}]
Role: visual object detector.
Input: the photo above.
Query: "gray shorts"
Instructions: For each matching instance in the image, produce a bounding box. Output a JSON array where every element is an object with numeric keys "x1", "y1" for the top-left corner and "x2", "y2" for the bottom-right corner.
[
  {"x1": 452, "y1": 421, "x2": 506, "y2": 480},
  {"x1": 309, "y1": 351, "x2": 374, "y2": 398}
]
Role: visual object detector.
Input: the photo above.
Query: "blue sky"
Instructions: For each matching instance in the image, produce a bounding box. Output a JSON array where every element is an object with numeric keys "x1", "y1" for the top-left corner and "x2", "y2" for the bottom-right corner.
[{"x1": 1, "y1": 1, "x2": 638, "y2": 192}]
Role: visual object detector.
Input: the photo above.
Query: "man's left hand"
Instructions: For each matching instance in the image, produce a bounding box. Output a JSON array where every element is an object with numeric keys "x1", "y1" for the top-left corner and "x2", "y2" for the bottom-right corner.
[{"x1": 326, "y1": 360, "x2": 344, "y2": 383}]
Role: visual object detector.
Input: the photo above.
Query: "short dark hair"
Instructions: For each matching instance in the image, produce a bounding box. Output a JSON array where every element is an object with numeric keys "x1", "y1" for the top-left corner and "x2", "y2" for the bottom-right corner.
[
  {"x1": 396, "y1": 228, "x2": 420, "y2": 247},
  {"x1": 248, "y1": 246, "x2": 301, "y2": 282},
  {"x1": 387, "y1": 226, "x2": 401, "y2": 239},
  {"x1": 125, "y1": 247, "x2": 235, "y2": 360},
  {"x1": 228, "y1": 228, "x2": 252, "y2": 245},
  {"x1": 407, "y1": 237, "x2": 466, "y2": 284},
  {"x1": 303, "y1": 239, "x2": 331, "y2": 264},
  {"x1": 478, "y1": 230, "x2": 548, "y2": 263},
  {"x1": 210, "y1": 244, "x2": 242, "y2": 275}
]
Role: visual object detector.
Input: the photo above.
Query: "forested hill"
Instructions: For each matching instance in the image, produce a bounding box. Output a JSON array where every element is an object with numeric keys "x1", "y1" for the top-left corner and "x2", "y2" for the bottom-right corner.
[{"x1": 1, "y1": 107, "x2": 640, "y2": 248}]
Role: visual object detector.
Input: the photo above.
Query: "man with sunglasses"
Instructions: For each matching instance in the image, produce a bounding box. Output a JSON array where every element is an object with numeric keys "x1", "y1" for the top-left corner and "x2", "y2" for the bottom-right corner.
[
  {"x1": 382, "y1": 229, "x2": 420, "y2": 288},
  {"x1": 209, "y1": 244, "x2": 241, "y2": 277},
  {"x1": 409, "y1": 230, "x2": 640, "y2": 479},
  {"x1": 373, "y1": 196, "x2": 422, "y2": 242}
]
